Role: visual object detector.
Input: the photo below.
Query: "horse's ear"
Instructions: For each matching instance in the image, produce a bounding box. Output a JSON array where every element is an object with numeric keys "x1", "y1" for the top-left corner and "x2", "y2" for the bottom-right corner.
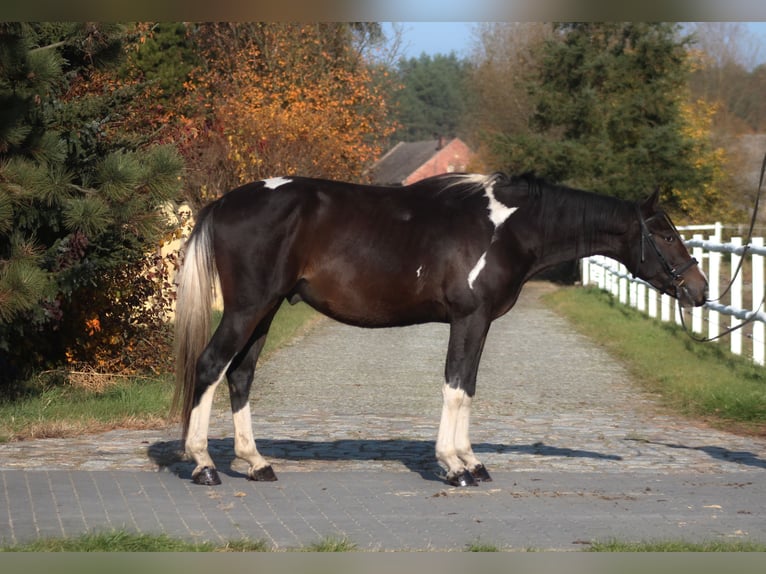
[{"x1": 641, "y1": 187, "x2": 661, "y2": 215}]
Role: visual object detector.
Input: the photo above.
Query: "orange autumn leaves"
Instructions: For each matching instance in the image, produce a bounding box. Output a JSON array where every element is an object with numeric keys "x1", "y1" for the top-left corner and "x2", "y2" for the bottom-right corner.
[{"x1": 185, "y1": 24, "x2": 395, "y2": 188}]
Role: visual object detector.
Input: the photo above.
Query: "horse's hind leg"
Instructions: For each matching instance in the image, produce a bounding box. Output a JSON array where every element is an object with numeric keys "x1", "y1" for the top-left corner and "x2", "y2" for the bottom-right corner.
[
  {"x1": 186, "y1": 306, "x2": 273, "y2": 485},
  {"x1": 227, "y1": 305, "x2": 280, "y2": 481}
]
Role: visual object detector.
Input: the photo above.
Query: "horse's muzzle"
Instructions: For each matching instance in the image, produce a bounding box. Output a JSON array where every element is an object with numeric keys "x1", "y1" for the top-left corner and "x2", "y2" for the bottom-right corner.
[{"x1": 677, "y1": 279, "x2": 708, "y2": 308}]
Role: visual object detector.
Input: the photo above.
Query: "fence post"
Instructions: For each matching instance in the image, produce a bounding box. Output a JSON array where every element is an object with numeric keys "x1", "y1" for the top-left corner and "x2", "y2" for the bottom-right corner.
[
  {"x1": 606, "y1": 259, "x2": 615, "y2": 295},
  {"x1": 730, "y1": 237, "x2": 743, "y2": 356},
  {"x1": 676, "y1": 232, "x2": 686, "y2": 326},
  {"x1": 692, "y1": 234, "x2": 704, "y2": 334},
  {"x1": 629, "y1": 277, "x2": 638, "y2": 309},
  {"x1": 598, "y1": 257, "x2": 609, "y2": 289},
  {"x1": 619, "y1": 262, "x2": 628, "y2": 305},
  {"x1": 648, "y1": 285, "x2": 657, "y2": 318},
  {"x1": 707, "y1": 232, "x2": 721, "y2": 339},
  {"x1": 610, "y1": 262, "x2": 619, "y2": 298},
  {"x1": 661, "y1": 293, "x2": 671, "y2": 322},
  {"x1": 752, "y1": 237, "x2": 764, "y2": 366},
  {"x1": 713, "y1": 221, "x2": 723, "y2": 242}
]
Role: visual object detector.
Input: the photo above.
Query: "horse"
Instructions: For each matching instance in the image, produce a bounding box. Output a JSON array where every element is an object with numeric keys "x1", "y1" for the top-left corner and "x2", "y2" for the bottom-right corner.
[{"x1": 172, "y1": 172, "x2": 708, "y2": 487}]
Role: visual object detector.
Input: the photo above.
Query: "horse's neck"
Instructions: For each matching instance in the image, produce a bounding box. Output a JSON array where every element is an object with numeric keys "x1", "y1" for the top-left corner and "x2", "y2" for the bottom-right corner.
[{"x1": 526, "y1": 193, "x2": 635, "y2": 272}]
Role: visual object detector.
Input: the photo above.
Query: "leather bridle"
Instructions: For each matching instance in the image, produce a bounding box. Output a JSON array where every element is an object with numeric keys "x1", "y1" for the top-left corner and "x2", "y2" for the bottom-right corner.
[{"x1": 636, "y1": 206, "x2": 699, "y2": 299}]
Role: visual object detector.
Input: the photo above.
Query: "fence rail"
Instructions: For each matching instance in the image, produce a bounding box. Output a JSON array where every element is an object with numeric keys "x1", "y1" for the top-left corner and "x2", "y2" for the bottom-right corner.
[{"x1": 581, "y1": 224, "x2": 766, "y2": 366}]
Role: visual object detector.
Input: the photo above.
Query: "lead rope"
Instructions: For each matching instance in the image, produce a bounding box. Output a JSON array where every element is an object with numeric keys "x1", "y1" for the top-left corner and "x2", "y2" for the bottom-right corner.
[{"x1": 679, "y1": 152, "x2": 766, "y2": 343}]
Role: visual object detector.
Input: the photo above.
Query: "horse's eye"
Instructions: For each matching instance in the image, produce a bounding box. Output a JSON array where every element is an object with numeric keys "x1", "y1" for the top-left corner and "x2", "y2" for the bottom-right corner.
[{"x1": 664, "y1": 235, "x2": 675, "y2": 243}]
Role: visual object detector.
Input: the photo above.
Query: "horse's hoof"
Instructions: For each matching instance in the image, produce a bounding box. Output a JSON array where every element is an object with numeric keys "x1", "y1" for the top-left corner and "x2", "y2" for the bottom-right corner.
[
  {"x1": 192, "y1": 466, "x2": 221, "y2": 486},
  {"x1": 248, "y1": 465, "x2": 278, "y2": 482},
  {"x1": 447, "y1": 469, "x2": 478, "y2": 487},
  {"x1": 471, "y1": 464, "x2": 493, "y2": 482}
]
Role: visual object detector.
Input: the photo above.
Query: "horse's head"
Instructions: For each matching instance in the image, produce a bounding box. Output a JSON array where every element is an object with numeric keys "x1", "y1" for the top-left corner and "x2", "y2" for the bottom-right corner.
[{"x1": 631, "y1": 190, "x2": 708, "y2": 308}]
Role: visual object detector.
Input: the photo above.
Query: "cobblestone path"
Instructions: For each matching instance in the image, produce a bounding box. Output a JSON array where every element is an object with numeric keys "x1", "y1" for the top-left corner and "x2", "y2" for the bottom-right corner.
[{"x1": 2, "y1": 282, "x2": 764, "y2": 480}]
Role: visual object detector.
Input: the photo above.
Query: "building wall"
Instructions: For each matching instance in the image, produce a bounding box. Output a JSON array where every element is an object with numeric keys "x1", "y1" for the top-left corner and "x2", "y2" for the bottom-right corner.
[{"x1": 403, "y1": 138, "x2": 473, "y2": 185}]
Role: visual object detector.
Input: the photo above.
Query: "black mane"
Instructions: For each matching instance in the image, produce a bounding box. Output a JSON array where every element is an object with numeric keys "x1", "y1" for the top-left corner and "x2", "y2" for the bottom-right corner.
[{"x1": 528, "y1": 176, "x2": 633, "y2": 258}]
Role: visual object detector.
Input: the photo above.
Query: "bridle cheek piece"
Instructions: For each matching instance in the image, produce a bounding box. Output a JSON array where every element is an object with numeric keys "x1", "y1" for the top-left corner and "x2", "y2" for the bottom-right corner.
[{"x1": 637, "y1": 206, "x2": 699, "y2": 298}]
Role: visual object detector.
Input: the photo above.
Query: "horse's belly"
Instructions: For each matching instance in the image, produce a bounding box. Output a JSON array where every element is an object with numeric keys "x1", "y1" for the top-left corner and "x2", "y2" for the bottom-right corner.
[{"x1": 292, "y1": 275, "x2": 447, "y2": 328}]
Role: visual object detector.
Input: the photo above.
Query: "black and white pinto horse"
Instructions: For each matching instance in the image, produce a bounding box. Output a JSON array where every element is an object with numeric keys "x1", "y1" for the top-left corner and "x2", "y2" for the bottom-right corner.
[{"x1": 173, "y1": 172, "x2": 708, "y2": 487}]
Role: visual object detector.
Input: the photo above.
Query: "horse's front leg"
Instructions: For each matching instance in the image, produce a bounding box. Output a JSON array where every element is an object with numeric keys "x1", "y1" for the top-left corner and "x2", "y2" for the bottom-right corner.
[
  {"x1": 436, "y1": 312, "x2": 492, "y2": 486},
  {"x1": 454, "y1": 391, "x2": 492, "y2": 482}
]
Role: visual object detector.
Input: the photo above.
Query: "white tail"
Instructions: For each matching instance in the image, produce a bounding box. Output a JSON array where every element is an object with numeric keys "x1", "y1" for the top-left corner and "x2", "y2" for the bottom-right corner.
[{"x1": 172, "y1": 209, "x2": 217, "y2": 438}]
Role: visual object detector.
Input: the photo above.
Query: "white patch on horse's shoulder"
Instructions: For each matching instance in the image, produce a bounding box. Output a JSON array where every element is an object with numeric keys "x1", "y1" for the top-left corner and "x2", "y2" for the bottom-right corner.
[
  {"x1": 467, "y1": 252, "x2": 487, "y2": 290},
  {"x1": 484, "y1": 180, "x2": 517, "y2": 228},
  {"x1": 262, "y1": 177, "x2": 292, "y2": 189}
]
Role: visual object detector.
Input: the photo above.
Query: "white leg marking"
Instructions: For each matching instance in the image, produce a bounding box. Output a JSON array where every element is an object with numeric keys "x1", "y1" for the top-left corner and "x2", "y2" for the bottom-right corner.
[
  {"x1": 262, "y1": 177, "x2": 292, "y2": 189},
  {"x1": 484, "y1": 181, "x2": 517, "y2": 228},
  {"x1": 232, "y1": 402, "x2": 270, "y2": 471},
  {"x1": 467, "y1": 252, "x2": 487, "y2": 290},
  {"x1": 186, "y1": 360, "x2": 232, "y2": 471},
  {"x1": 436, "y1": 384, "x2": 467, "y2": 476},
  {"x1": 454, "y1": 394, "x2": 481, "y2": 469}
]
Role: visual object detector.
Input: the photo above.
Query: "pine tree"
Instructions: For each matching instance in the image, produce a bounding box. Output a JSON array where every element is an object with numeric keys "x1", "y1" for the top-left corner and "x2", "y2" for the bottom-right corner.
[
  {"x1": 484, "y1": 22, "x2": 721, "y2": 214},
  {"x1": 0, "y1": 23, "x2": 183, "y2": 384},
  {"x1": 392, "y1": 53, "x2": 474, "y2": 141}
]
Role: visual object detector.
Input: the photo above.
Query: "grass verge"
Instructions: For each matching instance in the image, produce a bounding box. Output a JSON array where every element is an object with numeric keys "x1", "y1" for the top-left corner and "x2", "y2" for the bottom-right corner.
[
  {"x1": 5, "y1": 531, "x2": 762, "y2": 552},
  {"x1": 0, "y1": 531, "x2": 352, "y2": 552},
  {"x1": 0, "y1": 376, "x2": 171, "y2": 443},
  {"x1": 542, "y1": 286, "x2": 766, "y2": 434},
  {"x1": 587, "y1": 540, "x2": 766, "y2": 552},
  {"x1": 0, "y1": 302, "x2": 319, "y2": 442}
]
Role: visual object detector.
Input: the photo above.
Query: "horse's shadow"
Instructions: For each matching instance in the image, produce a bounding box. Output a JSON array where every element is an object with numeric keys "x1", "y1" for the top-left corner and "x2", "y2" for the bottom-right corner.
[
  {"x1": 149, "y1": 436, "x2": 766, "y2": 483},
  {"x1": 148, "y1": 437, "x2": 623, "y2": 483},
  {"x1": 626, "y1": 438, "x2": 766, "y2": 470}
]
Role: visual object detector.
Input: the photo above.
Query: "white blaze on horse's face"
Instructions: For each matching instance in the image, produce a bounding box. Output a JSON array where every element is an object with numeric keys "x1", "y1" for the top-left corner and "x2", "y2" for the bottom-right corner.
[
  {"x1": 262, "y1": 177, "x2": 292, "y2": 189},
  {"x1": 483, "y1": 179, "x2": 517, "y2": 228}
]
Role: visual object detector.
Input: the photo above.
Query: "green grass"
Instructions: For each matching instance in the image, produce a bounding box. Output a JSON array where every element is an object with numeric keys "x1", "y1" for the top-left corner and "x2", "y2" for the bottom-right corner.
[
  {"x1": 465, "y1": 541, "x2": 501, "y2": 552},
  {"x1": 0, "y1": 532, "x2": 350, "y2": 552},
  {"x1": 0, "y1": 531, "x2": 254, "y2": 552},
  {"x1": 542, "y1": 286, "x2": 766, "y2": 433},
  {"x1": 7, "y1": 531, "x2": 762, "y2": 552},
  {"x1": 302, "y1": 536, "x2": 358, "y2": 552},
  {"x1": 0, "y1": 376, "x2": 171, "y2": 443},
  {"x1": 588, "y1": 540, "x2": 766, "y2": 552},
  {"x1": 0, "y1": 301, "x2": 319, "y2": 442}
]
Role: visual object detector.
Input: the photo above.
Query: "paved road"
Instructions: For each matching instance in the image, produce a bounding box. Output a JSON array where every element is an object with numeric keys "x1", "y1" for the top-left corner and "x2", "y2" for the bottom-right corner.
[{"x1": 1, "y1": 282, "x2": 765, "y2": 550}]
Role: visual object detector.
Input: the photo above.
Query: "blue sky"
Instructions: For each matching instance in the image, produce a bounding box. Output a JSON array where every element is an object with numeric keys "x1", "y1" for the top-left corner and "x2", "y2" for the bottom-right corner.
[
  {"x1": 386, "y1": 22, "x2": 477, "y2": 59},
  {"x1": 387, "y1": 22, "x2": 766, "y2": 64}
]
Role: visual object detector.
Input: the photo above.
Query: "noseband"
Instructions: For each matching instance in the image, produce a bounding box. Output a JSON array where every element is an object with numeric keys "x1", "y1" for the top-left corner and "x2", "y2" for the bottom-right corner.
[{"x1": 636, "y1": 206, "x2": 699, "y2": 297}]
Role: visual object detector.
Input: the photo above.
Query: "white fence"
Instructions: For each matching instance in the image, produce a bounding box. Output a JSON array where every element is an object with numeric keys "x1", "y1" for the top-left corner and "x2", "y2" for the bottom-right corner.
[{"x1": 581, "y1": 223, "x2": 766, "y2": 366}]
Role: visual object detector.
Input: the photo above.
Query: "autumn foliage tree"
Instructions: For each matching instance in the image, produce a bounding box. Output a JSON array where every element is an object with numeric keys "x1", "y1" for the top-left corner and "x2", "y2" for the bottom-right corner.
[{"x1": 172, "y1": 23, "x2": 395, "y2": 202}]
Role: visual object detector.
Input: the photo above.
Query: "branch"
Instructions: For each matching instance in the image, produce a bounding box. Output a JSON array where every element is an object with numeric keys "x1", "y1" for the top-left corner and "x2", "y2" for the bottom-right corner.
[
  {"x1": 29, "y1": 40, "x2": 68, "y2": 54},
  {"x1": 67, "y1": 183, "x2": 97, "y2": 195}
]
